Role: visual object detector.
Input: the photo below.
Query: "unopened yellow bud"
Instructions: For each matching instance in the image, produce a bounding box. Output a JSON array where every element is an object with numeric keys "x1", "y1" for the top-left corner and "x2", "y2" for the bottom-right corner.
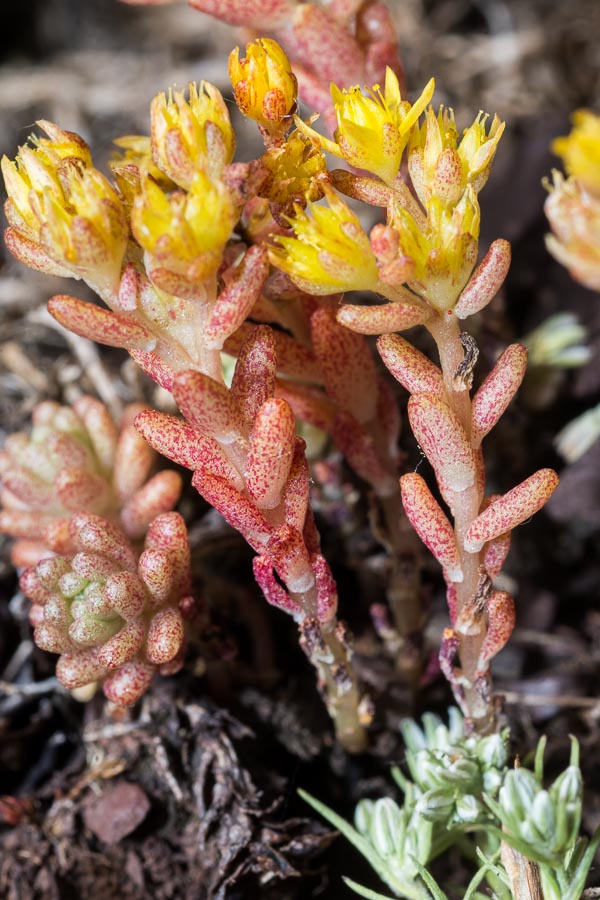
[
  {"x1": 229, "y1": 38, "x2": 297, "y2": 133},
  {"x1": 132, "y1": 171, "x2": 237, "y2": 287},
  {"x1": 297, "y1": 70, "x2": 434, "y2": 187},
  {"x1": 151, "y1": 81, "x2": 235, "y2": 188},
  {"x1": 269, "y1": 183, "x2": 379, "y2": 294},
  {"x1": 552, "y1": 110, "x2": 600, "y2": 197}
]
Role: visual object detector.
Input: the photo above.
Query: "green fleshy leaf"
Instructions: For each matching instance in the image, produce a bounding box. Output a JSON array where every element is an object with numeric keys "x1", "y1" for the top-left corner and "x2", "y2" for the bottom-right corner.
[
  {"x1": 342, "y1": 877, "x2": 398, "y2": 900},
  {"x1": 408, "y1": 859, "x2": 449, "y2": 900},
  {"x1": 534, "y1": 736, "x2": 547, "y2": 783}
]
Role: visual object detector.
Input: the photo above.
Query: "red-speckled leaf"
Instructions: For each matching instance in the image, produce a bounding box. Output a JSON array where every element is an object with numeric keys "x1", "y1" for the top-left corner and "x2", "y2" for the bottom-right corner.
[
  {"x1": 56, "y1": 647, "x2": 106, "y2": 689},
  {"x1": 129, "y1": 349, "x2": 176, "y2": 392},
  {"x1": 275, "y1": 380, "x2": 336, "y2": 432},
  {"x1": 266, "y1": 524, "x2": 314, "y2": 593},
  {"x1": 146, "y1": 607, "x2": 184, "y2": 664},
  {"x1": 464, "y1": 469, "x2": 559, "y2": 553},
  {"x1": 246, "y1": 398, "x2": 296, "y2": 509},
  {"x1": 120, "y1": 470, "x2": 183, "y2": 539},
  {"x1": 48, "y1": 294, "x2": 153, "y2": 349},
  {"x1": 54, "y1": 467, "x2": 110, "y2": 513},
  {"x1": 69, "y1": 513, "x2": 137, "y2": 571},
  {"x1": 205, "y1": 245, "x2": 269, "y2": 349},
  {"x1": 144, "y1": 512, "x2": 191, "y2": 595},
  {"x1": 408, "y1": 393, "x2": 476, "y2": 493},
  {"x1": 173, "y1": 370, "x2": 243, "y2": 443},
  {"x1": 192, "y1": 471, "x2": 273, "y2": 552},
  {"x1": 312, "y1": 307, "x2": 378, "y2": 424},
  {"x1": 401, "y1": 473, "x2": 463, "y2": 582},
  {"x1": 455, "y1": 239, "x2": 511, "y2": 319},
  {"x1": 105, "y1": 571, "x2": 148, "y2": 620},
  {"x1": 225, "y1": 322, "x2": 322, "y2": 384},
  {"x1": 72, "y1": 396, "x2": 119, "y2": 475},
  {"x1": 471, "y1": 344, "x2": 528, "y2": 447},
  {"x1": 252, "y1": 555, "x2": 302, "y2": 616},
  {"x1": 230, "y1": 325, "x2": 277, "y2": 425},
  {"x1": 283, "y1": 439, "x2": 310, "y2": 533},
  {"x1": 4, "y1": 227, "x2": 73, "y2": 277},
  {"x1": 291, "y1": 4, "x2": 364, "y2": 86},
  {"x1": 189, "y1": 0, "x2": 293, "y2": 28},
  {"x1": 330, "y1": 170, "x2": 392, "y2": 207},
  {"x1": 134, "y1": 410, "x2": 245, "y2": 491},
  {"x1": 477, "y1": 590, "x2": 515, "y2": 672},
  {"x1": 378, "y1": 334, "x2": 445, "y2": 396},
  {"x1": 313, "y1": 553, "x2": 338, "y2": 624},
  {"x1": 98, "y1": 619, "x2": 146, "y2": 670},
  {"x1": 113, "y1": 423, "x2": 156, "y2": 500},
  {"x1": 338, "y1": 300, "x2": 428, "y2": 335},
  {"x1": 103, "y1": 659, "x2": 155, "y2": 706},
  {"x1": 332, "y1": 411, "x2": 397, "y2": 497}
]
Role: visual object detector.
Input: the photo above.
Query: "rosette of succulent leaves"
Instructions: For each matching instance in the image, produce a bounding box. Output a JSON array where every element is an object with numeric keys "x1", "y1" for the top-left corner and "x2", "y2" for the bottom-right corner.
[
  {"x1": 302, "y1": 709, "x2": 600, "y2": 900},
  {"x1": 1, "y1": 4, "x2": 561, "y2": 748}
]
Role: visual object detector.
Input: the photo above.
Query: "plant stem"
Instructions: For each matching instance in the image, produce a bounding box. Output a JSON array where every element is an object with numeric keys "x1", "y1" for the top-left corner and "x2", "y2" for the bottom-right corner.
[{"x1": 428, "y1": 311, "x2": 495, "y2": 734}]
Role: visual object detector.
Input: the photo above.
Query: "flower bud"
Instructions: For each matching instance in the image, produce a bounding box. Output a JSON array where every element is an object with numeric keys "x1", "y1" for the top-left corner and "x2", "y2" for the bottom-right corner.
[
  {"x1": 229, "y1": 38, "x2": 297, "y2": 134},
  {"x1": 370, "y1": 797, "x2": 405, "y2": 857},
  {"x1": 415, "y1": 788, "x2": 455, "y2": 823}
]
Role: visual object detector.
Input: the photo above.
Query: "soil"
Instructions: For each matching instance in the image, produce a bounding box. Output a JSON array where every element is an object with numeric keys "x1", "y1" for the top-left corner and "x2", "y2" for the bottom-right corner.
[{"x1": 0, "y1": 1, "x2": 599, "y2": 898}]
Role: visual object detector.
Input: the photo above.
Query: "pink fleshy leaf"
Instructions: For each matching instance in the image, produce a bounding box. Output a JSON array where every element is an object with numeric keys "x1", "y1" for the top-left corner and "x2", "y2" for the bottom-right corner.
[
  {"x1": 225, "y1": 322, "x2": 323, "y2": 384},
  {"x1": 2, "y1": 467, "x2": 55, "y2": 509},
  {"x1": 408, "y1": 393, "x2": 476, "y2": 492},
  {"x1": 477, "y1": 590, "x2": 516, "y2": 672},
  {"x1": 446, "y1": 583, "x2": 458, "y2": 627},
  {"x1": 252, "y1": 555, "x2": 302, "y2": 616},
  {"x1": 120, "y1": 470, "x2": 183, "y2": 539},
  {"x1": 41, "y1": 518, "x2": 74, "y2": 554},
  {"x1": 48, "y1": 294, "x2": 153, "y2": 350},
  {"x1": 313, "y1": 553, "x2": 338, "y2": 624},
  {"x1": 118, "y1": 262, "x2": 141, "y2": 312},
  {"x1": 464, "y1": 469, "x2": 560, "y2": 553},
  {"x1": 56, "y1": 647, "x2": 106, "y2": 689},
  {"x1": 332, "y1": 411, "x2": 397, "y2": 497},
  {"x1": 19, "y1": 567, "x2": 55, "y2": 606},
  {"x1": 275, "y1": 380, "x2": 336, "y2": 432},
  {"x1": 138, "y1": 548, "x2": 176, "y2": 604},
  {"x1": 378, "y1": 334, "x2": 444, "y2": 396},
  {"x1": 69, "y1": 513, "x2": 137, "y2": 571},
  {"x1": 311, "y1": 307, "x2": 378, "y2": 424},
  {"x1": 230, "y1": 325, "x2": 277, "y2": 426},
  {"x1": 0, "y1": 509, "x2": 45, "y2": 539},
  {"x1": 54, "y1": 467, "x2": 110, "y2": 513},
  {"x1": 192, "y1": 471, "x2": 273, "y2": 552},
  {"x1": 471, "y1": 344, "x2": 528, "y2": 447},
  {"x1": 134, "y1": 410, "x2": 245, "y2": 491},
  {"x1": 479, "y1": 494, "x2": 511, "y2": 576},
  {"x1": 103, "y1": 659, "x2": 155, "y2": 706},
  {"x1": 189, "y1": 0, "x2": 293, "y2": 28},
  {"x1": 146, "y1": 607, "x2": 185, "y2": 664},
  {"x1": 283, "y1": 439, "x2": 310, "y2": 533},
  {"x1": 105, "y1": 571, "x2": 148, "y2": 620},
  {"x1": 266, "y1": 524, "x2": 314, "y2": 593},
  {"x1": 98, "y1": 619, "x2": 146, "y2": 669},
  {"x1": 246, "y1": 398, "x2": 296, "y2": 509},
  {"x1": 4, "y1": 226, "x2": 73, "y2": 277},
  {"x1": 144, "y1": 512, "x2": 191, "y2": 595},
  {"x1": 330, "y1": 170, "x2": 392, "y2": 207},
  {"x1": 72, "y1": 396, "x2": 119, "y2": 474},
  {"x1": 290, "y1": 3, "x2": 365, "y2": 87},
  {"x1": 173, "y1": 370, "x2": 243, "y2": 444},
  {"x1": 113, "y1": 423, "x2": 156, "y2": 500},
  {"x1": 337, "y1": 300, "x2": 429, "y2": 335},
  {"x1": 205, "y1": 245, "x2": 269, "y2": 349},
  {"x1": 401, "y1": 473, "x2": 463, "y2": 582},
  {"x1": 454, "y1": 239, "x2": 511, "y2": 319},
  {"x1": 129, "y1": 349, "x2": 176, "y2": 392}
]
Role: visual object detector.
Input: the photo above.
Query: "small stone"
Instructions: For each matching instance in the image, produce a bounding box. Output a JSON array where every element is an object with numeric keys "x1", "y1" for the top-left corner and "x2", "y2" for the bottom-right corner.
[{"x1": 83, "y1": 781, "x2": 150, "y2": 844}]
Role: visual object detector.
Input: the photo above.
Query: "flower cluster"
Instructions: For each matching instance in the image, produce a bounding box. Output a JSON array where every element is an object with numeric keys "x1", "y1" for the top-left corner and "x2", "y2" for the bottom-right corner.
[
  {"x1": 545, "y1": 110, "x2": 600, "y2": 290},
  {"x1": 21, "y1": 511, "x2": 189, "y2": 706}
]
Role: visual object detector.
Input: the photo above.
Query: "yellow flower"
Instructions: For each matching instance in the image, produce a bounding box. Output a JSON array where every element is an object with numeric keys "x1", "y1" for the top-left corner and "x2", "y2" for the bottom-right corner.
[
  {"x1": 409, "y1": 107, "x2": 504, "y2": 208},
  {"x1": 260, "y1": 130, "x2": 327, "y2": 208},
  {"x1": 269, "y1": 183, "x2": 379, "y2": 294},
  {"x1": 132, "y1": 171, "x2": 237, "y2": 284},
  {"x1": 296, "y1": 69, "x2": 434, "y2": 187},
  {"x1": 150, "y1": 82, "x2": 235, "y2": 188},
  {"x1": 229, "y1": 38, "x2": 297, "y2": 133},
  {"x1": 2, "y1": 124, "x2": 127, "y2": 296},
  {"x1": 552, "y1": 110, "x2": 600, "y2": 197},
  {"x1": 545, "y1": 170, "x2": 600, "y2": 291},
  {"x1": 391, "y1": 187, "x2": 480, "y2": 310}
]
